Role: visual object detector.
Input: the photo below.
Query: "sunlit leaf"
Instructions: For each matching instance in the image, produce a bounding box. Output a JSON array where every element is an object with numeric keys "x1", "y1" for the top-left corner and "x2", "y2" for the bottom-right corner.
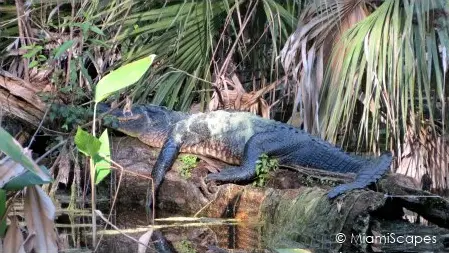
[
  {"x1": 74, "y1": 127, "x2": 101, "y2": 157},
  {"x1": 94, "y1": 130, "x2": 111, "y2": 184},
  {"x1": 94, "y1": 54, "x2": 156, "y2": 102}
]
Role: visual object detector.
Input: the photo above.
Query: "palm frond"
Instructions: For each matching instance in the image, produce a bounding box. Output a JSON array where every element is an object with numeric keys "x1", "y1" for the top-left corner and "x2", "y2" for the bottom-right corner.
[
  {"x1": 94, "y1": 0, "x2": 298, "y2": 111},
  {"x1": 281, "y1": 0, "x2": 369, "y2": 133},
  {"x1": 320, "y1": 0, "x2": 449, "y2": 175}
]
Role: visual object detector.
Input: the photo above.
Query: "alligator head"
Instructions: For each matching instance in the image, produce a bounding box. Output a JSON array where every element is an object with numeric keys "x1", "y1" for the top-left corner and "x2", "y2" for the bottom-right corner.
[{"x1": 97, "y1": 103, "x2": 188, "y2": 137}]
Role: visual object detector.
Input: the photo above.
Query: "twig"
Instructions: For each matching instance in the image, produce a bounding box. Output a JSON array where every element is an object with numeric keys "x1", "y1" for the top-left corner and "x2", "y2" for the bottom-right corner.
[
  {"x1": 15, "y1": 0, "x2": 29, "y2": 81},
  {"x1": 168, "y1": 68, "x2": 215, "y2": 85},
  {"x1": 105, "y1": 157, "x2": 155, "y2": 222},
  {"x1": 94, "y1": 163, "x2": 124, "y2": 252},
  {"x1": 27, "y1": 105, "x2": 50, "y2": 149},
  {"x1": 216, "y1": 1, "x2": 258, "y2": 79},
  {"x1": 94, "y1": 210, "x2": 153, "y2": 250},
  {"x1": 35, "y1": 140, "x2": 67, "y2": 164},
  {"x1": 194, "y1": 186, "x2": 220, "y2": 218}
]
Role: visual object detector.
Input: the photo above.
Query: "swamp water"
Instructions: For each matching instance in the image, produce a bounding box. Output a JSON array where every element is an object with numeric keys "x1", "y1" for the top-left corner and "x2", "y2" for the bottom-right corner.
[{"x1": 54, "y1": 202, "x2": 267, "y2": 253}]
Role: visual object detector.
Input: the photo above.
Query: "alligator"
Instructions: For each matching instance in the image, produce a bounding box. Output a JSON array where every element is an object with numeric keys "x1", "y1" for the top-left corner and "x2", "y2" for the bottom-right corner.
[{"x1": 99, "y1": 104, "x2": 392, "y2": 207}]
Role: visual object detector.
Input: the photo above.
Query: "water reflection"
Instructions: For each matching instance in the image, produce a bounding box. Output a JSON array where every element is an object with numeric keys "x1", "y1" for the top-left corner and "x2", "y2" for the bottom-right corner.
[{"x1": 56, "y1": 204, "x2": 264, "y2": 253}]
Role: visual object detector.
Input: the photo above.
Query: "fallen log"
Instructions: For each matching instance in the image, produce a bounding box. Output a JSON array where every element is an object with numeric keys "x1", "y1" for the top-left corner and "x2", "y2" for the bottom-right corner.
[
  {"x1": 108, "y1": 137, "x2": 449, "y2": 252},
  {"x1": 378, "y1": 174, "x2": 449, "y2": 228},
  {"x1": 0, "y1": 74, "x2": 47, "y2": 126}
]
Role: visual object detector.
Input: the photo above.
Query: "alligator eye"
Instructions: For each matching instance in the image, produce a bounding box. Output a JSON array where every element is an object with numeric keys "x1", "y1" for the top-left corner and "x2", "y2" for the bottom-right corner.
[{"x1": 123, "y1": 111, "x2": 133, "y2": 117}]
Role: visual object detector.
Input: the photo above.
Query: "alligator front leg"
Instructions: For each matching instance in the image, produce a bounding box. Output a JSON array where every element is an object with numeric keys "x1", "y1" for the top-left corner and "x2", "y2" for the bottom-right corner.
[{"x1": 147, "y1": 136, "x2": 181, "y2": 211}]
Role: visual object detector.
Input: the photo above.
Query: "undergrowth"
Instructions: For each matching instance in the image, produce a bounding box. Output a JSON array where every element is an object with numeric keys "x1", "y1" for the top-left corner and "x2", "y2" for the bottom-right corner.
[{"x1": 253, "y1": 154, "x2": 278, "y2": 187}]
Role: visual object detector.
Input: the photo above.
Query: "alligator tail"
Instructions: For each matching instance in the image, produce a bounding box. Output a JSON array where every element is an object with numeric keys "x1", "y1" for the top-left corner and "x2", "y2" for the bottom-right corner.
[{"x1": 327, "y1": 153, "x2": 393, "y2": 198}]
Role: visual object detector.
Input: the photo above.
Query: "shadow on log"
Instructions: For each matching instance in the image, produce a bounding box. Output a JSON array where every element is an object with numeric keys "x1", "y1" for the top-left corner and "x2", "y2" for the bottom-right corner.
[{"x1": 109, "y1": 137, "x2": 449, "y2": 252}]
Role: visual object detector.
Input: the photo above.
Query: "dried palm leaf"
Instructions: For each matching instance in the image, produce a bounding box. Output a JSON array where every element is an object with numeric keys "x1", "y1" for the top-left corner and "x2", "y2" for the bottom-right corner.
[
  {"x1": 23, "y1": 185, "x2": 58, "y2": 252},
  {"x1": 281, "y1": 0, "x2": 370, "y2": 133}
]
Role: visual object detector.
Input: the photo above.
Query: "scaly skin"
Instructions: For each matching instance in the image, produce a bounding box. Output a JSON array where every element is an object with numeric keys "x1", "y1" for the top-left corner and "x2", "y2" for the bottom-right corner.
[{"x1": 99, "y1": 104, "x2": 392, "y2": 208}]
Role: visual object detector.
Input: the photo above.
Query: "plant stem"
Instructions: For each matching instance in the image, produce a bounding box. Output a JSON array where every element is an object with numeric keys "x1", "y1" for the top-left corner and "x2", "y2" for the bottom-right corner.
[
  {"x1": 0, "y1": 190, "x2": 6, "y2": 236},
  {"x1": 91, "y1": 102, "x2": 98, "y2": 247},
  {"x1": 90, "y1": 158, "x2": 96, "y2": 247}
]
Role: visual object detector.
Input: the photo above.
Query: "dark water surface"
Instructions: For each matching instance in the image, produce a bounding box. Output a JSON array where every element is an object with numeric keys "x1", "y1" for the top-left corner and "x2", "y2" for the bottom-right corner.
[{"x1": 57, "y1": 204, "x2": 266, "y2": 253}]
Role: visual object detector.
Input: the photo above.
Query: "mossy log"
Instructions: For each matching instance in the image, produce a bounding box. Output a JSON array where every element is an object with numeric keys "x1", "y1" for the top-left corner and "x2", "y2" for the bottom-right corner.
[{"x1": 110, "y1": 137, "x2": 449, "y2": 252}]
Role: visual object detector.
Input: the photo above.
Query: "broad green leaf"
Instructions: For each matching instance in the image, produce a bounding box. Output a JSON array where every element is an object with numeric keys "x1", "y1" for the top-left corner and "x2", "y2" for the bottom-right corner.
[
  {"x1": 3, "y1": 166, "x2": 51, "y2": 191},
  {"x1": 94, "y1": 54, "x2": 156, "y2": 102},
  {"x1": 0, "y1": 189, "x2": 5, "y2": 237},
  {"x1": 74, "y1": 127, "x2": 101, "y2": 157},
  {"x1": 94, "y1": 130, "x2": 111, "y2": 184},
  {"x1": 0, "y1": 127, "x2": 50, "y2": 181},
  {"x1": 54, "y1": 40, "x2": 75, "y2": 59}
]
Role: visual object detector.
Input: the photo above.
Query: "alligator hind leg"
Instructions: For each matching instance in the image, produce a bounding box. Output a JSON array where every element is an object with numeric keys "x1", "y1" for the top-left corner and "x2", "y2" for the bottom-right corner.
[
  {"x1": 206, "y1": 131, "x2": 292, "y2": 183},
  {"x1": 327, "y1": 153, "x2": 392, "y2": 198}
]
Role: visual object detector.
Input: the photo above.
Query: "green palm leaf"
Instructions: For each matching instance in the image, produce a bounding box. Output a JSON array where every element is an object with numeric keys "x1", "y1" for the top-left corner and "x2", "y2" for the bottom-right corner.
[{"x1": 320, "y1": 0, "x2": 449, "y2": 156}]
